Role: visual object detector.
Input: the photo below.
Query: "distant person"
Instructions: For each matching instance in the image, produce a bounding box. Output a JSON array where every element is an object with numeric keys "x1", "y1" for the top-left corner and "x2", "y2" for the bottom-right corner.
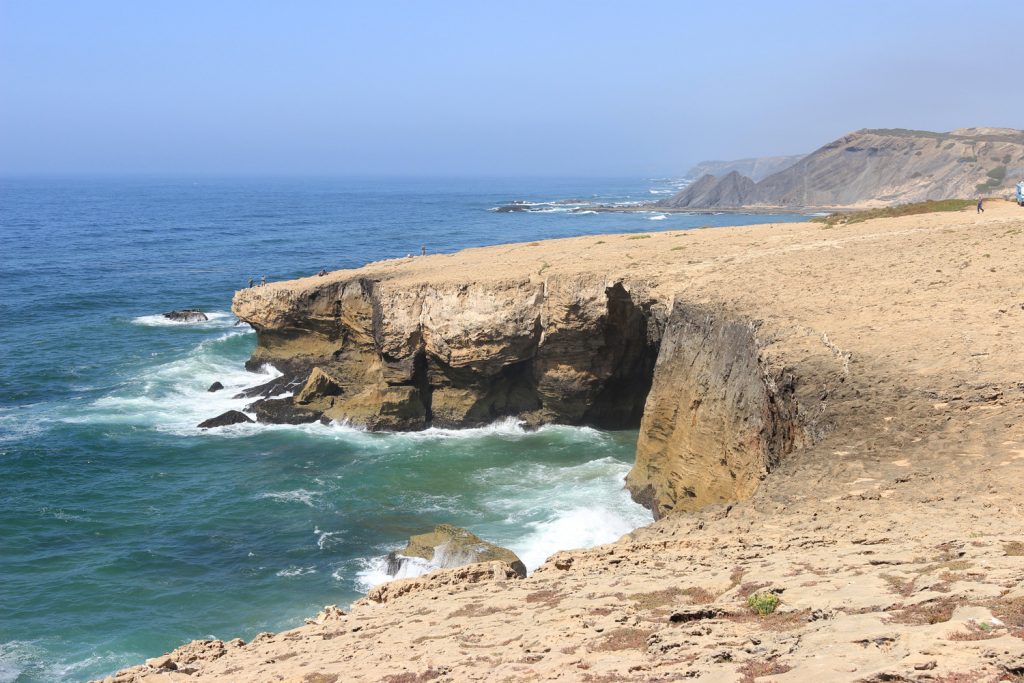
[
  {"x1": 261, "y1": 275, "x2": 267, "y2": 286},
  {"x1": 318, "y1": 268, "x2": 328, "y2": 276},
  {"x1": 977, "y1": 198, "x2": 984, "y2": 213},
  {"x1": 248, "y1": 277, "x2": 254, "y2": 288},
  {"x1": 421, "y1": 245, "x2": 426, "y2": 256}
]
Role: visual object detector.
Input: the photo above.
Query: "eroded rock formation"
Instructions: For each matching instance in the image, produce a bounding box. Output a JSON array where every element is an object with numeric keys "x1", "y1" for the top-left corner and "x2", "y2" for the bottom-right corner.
[
  {"x1": 389, "y1": 524, "x2": 527, "y2": 578},
  {"x1": 624, "y1": 303, "x2": 802, "y2": 518},
  {"x1": 230, "y1": 260, "x2": 812, "y2": 514},
  {"x1": 232, "y1": 275, "x2": 664, "y2": 432}
]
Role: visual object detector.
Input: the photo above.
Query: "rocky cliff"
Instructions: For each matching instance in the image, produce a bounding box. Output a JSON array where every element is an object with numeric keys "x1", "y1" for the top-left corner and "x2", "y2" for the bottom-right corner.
[
  {"x1": 233, "y1": 273, "x2": 664, "y2": 431},
  {"x1": 231, "y1": 238, "x2": 825, "y2": 514},
  {"x1": 662, "y1": 127, "x2": 1024, "y2": 209},
  {"x1": 624, "y1": 302, "x2": 802, "y2": 518},
  {"x1": 113, "y1": 201, "x2": 1024, "y2": 683}
]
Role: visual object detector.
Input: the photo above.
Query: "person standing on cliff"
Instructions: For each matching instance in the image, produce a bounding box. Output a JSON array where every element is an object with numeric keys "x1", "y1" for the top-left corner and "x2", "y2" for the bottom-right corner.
[
  {"x1": 248, "y1": 277, "x2": 254, "y2": 288},
  {"x1": 421, "y1": 245, "x2": 426, "y2": 256},
  {"x1": 261, "y1": 275, "x2": 267, "y2": 286},
  {"x1": 977, "y1": 197, "x2": 984, "y2": 213}
]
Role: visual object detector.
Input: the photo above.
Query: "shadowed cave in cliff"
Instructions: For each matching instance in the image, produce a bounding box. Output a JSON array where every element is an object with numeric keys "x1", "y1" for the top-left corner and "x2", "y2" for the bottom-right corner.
[{"x1": 410, "y1": 283, "x2": 661, "y2": 430}]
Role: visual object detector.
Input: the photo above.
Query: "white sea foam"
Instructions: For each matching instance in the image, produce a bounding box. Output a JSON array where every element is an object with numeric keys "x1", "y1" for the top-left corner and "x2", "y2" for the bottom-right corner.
[
  {"x1": 648, "y1": 214, "x2": 667, "y2": 221},
  {"x1": 477, "y1": 456, "x2": 651, "y2": 571},
  {"x1": 131, "y1": 310, "x2": 240, "y2": 328},
  {"x1": 67, "y1": 328, "x2": 280, "y2": 436},
  {"x1": 0, "y1": 640, "x2": 130, "y2": 683},
  {"x1": 349, "y1": 451, "x2": 651, "y2": 595},
  {"x1": 354, "y1": 553, "x2": 435, "y2": 591},
  {"x1": 314, "y1": 526, "x2": 344, "y2": 550},
  {"x1": 260, "y1": 489, "x2": 321, "y2": 508},
  {"x1": 276, "y1": 566, "x2": 317, "y2": 577}
]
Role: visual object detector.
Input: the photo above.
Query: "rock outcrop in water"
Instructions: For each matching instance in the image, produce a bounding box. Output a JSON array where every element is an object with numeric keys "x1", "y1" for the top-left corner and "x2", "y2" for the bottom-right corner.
[
  {"x1": 162, "y1": 309, "x2": 208, "y2": 322},
  {"x1": 386, "y1": 524, "x2": 527, "y2": 578},
  {"x1": 197, "y1": 410, "x2": 253, "y2": 429}
]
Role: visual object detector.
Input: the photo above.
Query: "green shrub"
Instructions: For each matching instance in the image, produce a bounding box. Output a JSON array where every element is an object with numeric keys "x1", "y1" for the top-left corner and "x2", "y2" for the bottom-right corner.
[
  {"x1": 810, "y1": 199, "x2": 973, "y2": 227},
  {"x1": 746, "y1": 591, "x2": 780, "y2": 616}
]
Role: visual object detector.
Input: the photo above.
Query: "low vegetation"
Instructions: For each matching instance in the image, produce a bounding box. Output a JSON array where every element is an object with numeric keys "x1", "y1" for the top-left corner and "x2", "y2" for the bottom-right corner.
[
  {"x1": 812, "y1": 199, "x2": 974, "y2": 227},
  {"x1": 746, "y1": 591, "x2": 780, "y2": 616}
]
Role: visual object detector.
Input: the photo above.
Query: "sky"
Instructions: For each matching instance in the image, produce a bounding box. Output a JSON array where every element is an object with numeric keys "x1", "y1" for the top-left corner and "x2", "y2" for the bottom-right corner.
[{"x1": 1, "y1": 0, "x2": 1020, "y2": 177}]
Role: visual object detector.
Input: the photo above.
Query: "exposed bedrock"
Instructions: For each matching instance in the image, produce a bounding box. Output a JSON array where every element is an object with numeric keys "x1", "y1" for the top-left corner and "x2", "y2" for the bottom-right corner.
[
  {"x1": 232, "y1": 275, "x2": 665, "y2": 431},
  {"x1": 231, "y1": 274, "x2": 811, "y2": 515},
  {"x1": 624, "y1": 302, "x2": 803, "y2": 518}
]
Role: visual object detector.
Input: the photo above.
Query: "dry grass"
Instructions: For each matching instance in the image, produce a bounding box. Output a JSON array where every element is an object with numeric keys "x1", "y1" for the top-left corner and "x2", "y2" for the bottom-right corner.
[
  {"x1": 524, "y1": 589, "x2": 563, "y2": 607},
  {"x1": 881, "y1": 573, "x2": 916, "y2": 597},
  {"x1": 382, "y1": 668, "x2": 446, "y2": 683},
  {"x1": 631, "y1": 587, "x2": 682, "y2": 610},
  {"x1": 811, "y1": 199, "x2": 974, "y2": 227},
  {"x1": 1004, "y1": 541, "x2": 1024, "y2": 556},
  {"x1": 727, "y1": 608, "x2": 810, "y2": 632},
  {"x1": 946, "y1": 622, "x2": 1000, "y2": 641},
  {"x1": 887, "y1": 597, "x2": 960, "y2": 625},
  {"x1": 738, "y1": 659, "x2": 792, "y2": 682},
  {"x1": 448, "y1": 602, "x2": 503, "y2": 618},
  {"x1": 589, "y1": 627, "x2": 653, "y2": 652},
  {"x1": 988, "y1": 595, "x2": 1024, "y2": 638},
  {"x1": 630, "y1": 585, "x2": 716, "y2": 611},
  {"x1": 932, "y1": 673, "x2": 990, "y2": 683}
]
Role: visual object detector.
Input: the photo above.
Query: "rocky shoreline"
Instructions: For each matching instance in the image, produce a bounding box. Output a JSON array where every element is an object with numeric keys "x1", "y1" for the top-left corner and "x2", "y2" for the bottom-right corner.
[{"x1": 109, "y1": 201, "x2": 1024, "y2": 682}]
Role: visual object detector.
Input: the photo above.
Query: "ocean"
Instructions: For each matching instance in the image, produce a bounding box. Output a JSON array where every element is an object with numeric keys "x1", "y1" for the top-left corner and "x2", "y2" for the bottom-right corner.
[{"x1": 0, "y1": 177, "x2": 809, "y2": 682}]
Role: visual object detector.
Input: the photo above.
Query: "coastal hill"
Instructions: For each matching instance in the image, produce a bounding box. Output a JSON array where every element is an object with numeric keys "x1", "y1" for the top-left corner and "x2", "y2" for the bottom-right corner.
[
  {"x1": 662, "y1": 127, "x2": 1024, "y2": 209},
  {"x1": 684, "y1": 154, "x2": 806, "y2": 182},
  {"x1": 106, "y1": 201, "x2": 1024, "y2": 682}
]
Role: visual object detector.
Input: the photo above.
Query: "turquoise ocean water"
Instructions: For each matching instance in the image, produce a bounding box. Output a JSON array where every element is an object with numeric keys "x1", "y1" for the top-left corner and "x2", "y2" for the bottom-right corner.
[{"x1": 0, "y1": 177, "x2": 808, "y2": 681}]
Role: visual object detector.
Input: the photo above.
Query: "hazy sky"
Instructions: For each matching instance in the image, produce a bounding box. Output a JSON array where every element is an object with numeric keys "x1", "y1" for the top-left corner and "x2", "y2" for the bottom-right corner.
[{"x1": 1, "y1": 0, "x2": 1020, "y2": 176}]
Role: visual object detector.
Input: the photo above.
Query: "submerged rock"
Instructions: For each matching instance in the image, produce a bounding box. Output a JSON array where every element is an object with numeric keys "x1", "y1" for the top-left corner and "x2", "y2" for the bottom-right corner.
[
  {"x1": 247, "y1": 397, "x2": 321, "y2": 424},
  {"x1": 207, "y1": 381, "x2": 224, "y2": 393},
  {"x1": 493, "y1": 202, "x2": 533, "y2": 212},
  {"x1": 391, "y1": 524, "x2": 527, "y2": 578},
  {"x1": 232, "y1": 374, "x2": 303, "y2": 400},
  {"x1": 197, "y1": 410, "x2": 253, "y2": 429},
  {"x1": 162, "y1": 309, "x2": 208, "y2": 323}
]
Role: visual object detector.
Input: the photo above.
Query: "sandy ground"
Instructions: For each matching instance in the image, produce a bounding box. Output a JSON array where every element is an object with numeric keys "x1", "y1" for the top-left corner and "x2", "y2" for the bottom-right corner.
[{"x1": 103, "y1": 201, "x2": 1024, "y2": 682}]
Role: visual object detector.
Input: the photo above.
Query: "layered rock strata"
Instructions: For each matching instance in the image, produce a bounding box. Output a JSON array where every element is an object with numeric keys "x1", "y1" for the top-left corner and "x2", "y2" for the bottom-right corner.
[
  {"x1": 233, "y1": 275, "x2": 664, "y2": 432},
  {"x1": 230, "y1": 268, "x2": 810, "y2": 514}
]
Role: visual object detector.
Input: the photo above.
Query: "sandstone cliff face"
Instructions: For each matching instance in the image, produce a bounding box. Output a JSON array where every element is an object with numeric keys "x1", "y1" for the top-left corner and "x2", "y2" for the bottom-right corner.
[
  {"x1": 624, "y1": 303, "x2": 801, "y2": 518},
  {"x1": 232, "y1": 264, "x2": 814, "y2": 518},
  {"x1": 232, "y1": 274, "x2": 664, "y2": 431}
]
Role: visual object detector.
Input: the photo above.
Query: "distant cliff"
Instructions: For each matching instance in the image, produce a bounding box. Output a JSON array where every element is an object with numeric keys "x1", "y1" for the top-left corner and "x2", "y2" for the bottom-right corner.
[
  {"x1": 684, "y1": 154, "x2": 805, "y2": 182},
  {"x1": 664, "y1": 127, "x2": 1024, "y2": 209}
]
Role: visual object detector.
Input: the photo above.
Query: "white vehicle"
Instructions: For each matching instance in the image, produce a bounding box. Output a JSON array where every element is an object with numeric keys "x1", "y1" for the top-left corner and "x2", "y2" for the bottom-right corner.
[{"x1": 1017, "y1": 180, "x2": 1024, "y2": 206}]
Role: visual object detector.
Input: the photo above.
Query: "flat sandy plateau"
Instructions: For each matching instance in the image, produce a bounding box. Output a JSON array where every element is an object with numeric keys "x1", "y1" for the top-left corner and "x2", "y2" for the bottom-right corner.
[{"x1": 106, "y1": 202, "x2": 1024, "y2": 682}]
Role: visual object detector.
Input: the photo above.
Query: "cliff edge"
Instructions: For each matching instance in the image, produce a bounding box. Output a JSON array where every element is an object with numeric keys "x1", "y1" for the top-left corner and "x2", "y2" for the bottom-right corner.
[{"x1": 110, "y1": 200, "x2": 1024, "y2": 681}]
